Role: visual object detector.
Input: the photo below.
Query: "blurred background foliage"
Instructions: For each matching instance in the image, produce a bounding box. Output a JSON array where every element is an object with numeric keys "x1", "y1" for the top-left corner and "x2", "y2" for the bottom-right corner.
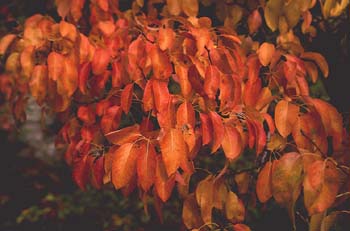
[{"x1": 0, "y1": 0, "x2": 349, "y2": 231}]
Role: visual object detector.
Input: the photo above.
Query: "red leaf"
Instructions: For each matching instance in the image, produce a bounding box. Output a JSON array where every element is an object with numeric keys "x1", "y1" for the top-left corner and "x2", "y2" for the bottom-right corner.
[
  {"x1": 78, "y1": 62, "x2": 91, "y2": 94},
  {"x1": 92, "y1": 48, "x2": 110, "y2": 75},
  {"x1": 89, "y1": 155, "x2": 104, "y2": 189},
  {"x1": 121, "y1": 83, "x2": 134, "y2": 114},
  {"x1": 199, "y1": 113, "x2": 213, "y2": 145},
  {"x1": 142, "y1": 80, "x2": 154, "y2": 112},
  {"x1": 137, "y1": 140, "x2": 157, "y2": 191},
  {"x1": 152, "y1": 79, "x2": 170, "y2": 113},
  {"x1": 243, "y1": 78, "x2": 262, "y2": 107},
  {"x1": 72, "y1": 143, "x2": 90, "y2": 190},
  {"x1": 77, "y1": 105, "x2": 96, "y2": 125},
  {"x1": 149, "y1": 45, "x2": 173, "y2": 80},
  {"x1": 111, "y1": 142, "x2": 139, "y2": 189},
  {"x1": 100, "y1": 106, "x2": 122, "y2": 134}
]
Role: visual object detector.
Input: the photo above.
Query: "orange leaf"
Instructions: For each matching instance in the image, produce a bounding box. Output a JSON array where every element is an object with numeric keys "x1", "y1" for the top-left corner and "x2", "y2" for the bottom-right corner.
[
  {"x1": 105, "y1": 124, "x2": 142, "y2": 145},
  {"x1": 256, "y1": 161, "x2": 273, "y2": 203},
  {"x1": 158, "y1": 26, "x2": 175, "y2": 51},
  {"x1": 175, "y1": 63, "x2": 192, "y2": 98},
  {"x1": 167, "y1": 0, "x2": 182, "y2": 16},
  {"x1": 196, "y1": 175, "x2": 214, "y2": 223},
  {"x1": 159, "y1": 128, "x2": 189, "y2": 176},
  {"x1": 304, "y1": 61, "x2": 319, "y2": 83},
  {"x1": 209, "y1": 111, "x2": 225, "y2": 153},
  {"x1": 275, "y1": 100, "x2": 299, "y2": 138},
  {"x1": 70, "y1": 0, "x2": 85, "y2": 22},
  {"x1": 181, "y1": 0, "x2": 199, "y2": 17},
  {"x1": 248, "y1": 9, "x2": 262, "y2": 34},
  {"x1": 155, "y1": 155, "x2": 175, "y2": 202},
  {"x1": 111, "y1": 142, "x2": 139, "y2": 189},
  {"x1": 272, "y1": 152, "x2": 303, "y2": 226},
  {"x1": 55, "y1": 0, "x2": 70, "y2": 19},
  {"x1": 301, "y1": 52, "x2": 329, "y2": 77},
  {"x1": 57, "y1": 57, "x2": 78, "y2": 97},
  {"x1": 233, "y1": 224, "x2": 251, "y2": 231},
  {"x1": 96, "y1": 0, "x2": 108, "y2": 11},
  {"x1": 137, "y1": 140, "x2": 157, "y2": 192},
  {"x1": 0, "y1": 34, "x2": 16, "y2": 55},
  {"x1": 59, "y1": 20, "x2": 77, "y2": 42},
  {"x1": 311, "y1": 98, "x2": 343, "y2": 151},
  {"x1": 221, "y1": 125, "x2": 242, "y2": 161},
  {"x1": 303, "y1": 159, "x2": 341, "y2": 215},
  {"x1": 20, "y1": 45, "x2": 35, "y2": 79},
  {"x1": 29, "y1": 65, "x2": 48, "y2": 105},
  {"x1": 225, "y1": 191, "x2": 245, "y2": 223},
  {"x1": 204, "y1": 65, "x2": 220, "y2": 100},
  {"x1": 219, "y1": 73, "x2": 235, "y2": 112},
  {"x1": 97, "y1": 20, "x2": 115, "y2": 37},
  {"x1": 182, "y1": 193, "x2": 204, "y2": 230},
  {"x1": 176, "y1": 101, "x2": 196, "y2": 129},
  {"x1": 152, "y1": 79, "x2": 170, "y2": 113},
  {"x1": 258, "y1": 42, "x2": 275, "y2": 66},
  {"x1": 47, "y1": 52, "x2": 64, "y2": 81},
  {"x1": 292, "y1": 110, "x2": 328, "y2": 154}
]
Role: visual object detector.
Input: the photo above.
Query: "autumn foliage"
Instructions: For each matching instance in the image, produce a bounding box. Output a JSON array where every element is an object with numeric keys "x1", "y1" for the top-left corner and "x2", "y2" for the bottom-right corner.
[{"x1": 0, "y1": 0, "x2": 350, "y2": 230}]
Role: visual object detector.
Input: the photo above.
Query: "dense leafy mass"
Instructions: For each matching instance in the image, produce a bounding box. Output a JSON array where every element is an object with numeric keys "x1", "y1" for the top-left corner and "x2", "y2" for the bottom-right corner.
[{"x1": 0, "y1": 0, "x2": 349, "y2": 230}]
